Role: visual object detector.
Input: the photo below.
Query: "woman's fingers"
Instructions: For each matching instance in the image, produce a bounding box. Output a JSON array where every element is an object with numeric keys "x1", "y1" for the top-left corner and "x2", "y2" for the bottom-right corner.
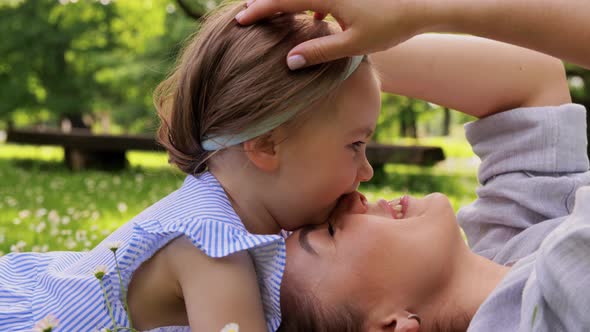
[
  {"x1": 235, "y1": 0, "x2": 413, "y2": 70},
  {"x1": 236, "y1": 0, "x2": 332, "y2": 25},
  {"x1": 286, "y1": 29, "x2": 359, "y2": 70}
]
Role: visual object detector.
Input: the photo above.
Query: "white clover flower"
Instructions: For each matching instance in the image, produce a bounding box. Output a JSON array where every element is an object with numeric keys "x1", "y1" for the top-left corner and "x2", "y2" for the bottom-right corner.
[
  {"x1": 6, "y1": 197, "x2": 17, "y2": 207},
  {"x1": 32, "y1": 313, "x2": 59, "y2": 332},
  {"x1": 94, "y1": 265, "x2": 109, "y2": 280},
  {"x1": 35, "y1": 222, "x2": 47, "y2": 233},
  {"x1": 48, "y1": 210, "x2": 60, "y2": 224},
  {"x1": 106, "y1": 241, "x2": 122, "y2": 252},
  {"x1": 18, "y1": 209, "x2": 31, "y2": 219},
  {"x1": 76, "y1": 230, "x2": 87, "y2": 242},
  {"x1": 117, "y1": 202, "x2": 128, "y2": 213},
  {"x1": 61, "y1": 216, "x2": 71, "y2": 225},
  {"x1": 36, "y1": 208, "x2": 47, "y2": 218},
  {"x1": 64, "y1": 238, "x2": 77, "y2": 250},
  {"x1": 220, "y1": 323, "x2": 239, "y2": 332},
  {"x1": 11, "y1": 240, "x2": 26, "y2": 252}
]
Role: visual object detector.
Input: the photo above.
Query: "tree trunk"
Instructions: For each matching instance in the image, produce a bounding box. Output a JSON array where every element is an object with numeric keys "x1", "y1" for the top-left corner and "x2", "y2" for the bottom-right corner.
[
  {"x1": 442, "y1": 108, "x2": 451, "y2": 136},
  {"x1": 400, "y1": 106, "x2": 418, "y2": 138},
  {"x1": 60, "y1": 113, "x2": 91, "y2": 132}
]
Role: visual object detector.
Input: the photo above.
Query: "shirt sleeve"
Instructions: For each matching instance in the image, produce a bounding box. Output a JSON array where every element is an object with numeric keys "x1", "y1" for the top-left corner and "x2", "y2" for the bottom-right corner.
[{"x1": 457, "y1": 104, "x2": 590, "y2": 264}]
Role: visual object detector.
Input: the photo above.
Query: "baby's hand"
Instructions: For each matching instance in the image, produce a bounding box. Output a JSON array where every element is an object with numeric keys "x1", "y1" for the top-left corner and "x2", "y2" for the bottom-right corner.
[{"x1": 236, "y1": 0, "x2": 435, "y2": 69}]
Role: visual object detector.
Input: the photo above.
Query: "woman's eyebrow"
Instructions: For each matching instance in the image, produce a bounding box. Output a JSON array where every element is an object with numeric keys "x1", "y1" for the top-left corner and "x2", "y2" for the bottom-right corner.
[{"x1": 298, "y1": 226, "x2": 318, "y2": 255}]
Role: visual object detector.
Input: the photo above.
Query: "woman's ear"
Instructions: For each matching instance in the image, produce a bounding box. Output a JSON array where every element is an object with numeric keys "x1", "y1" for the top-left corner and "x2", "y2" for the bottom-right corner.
[{"x1": 242, "y1": 132, "x2": 280, "y2": 172}]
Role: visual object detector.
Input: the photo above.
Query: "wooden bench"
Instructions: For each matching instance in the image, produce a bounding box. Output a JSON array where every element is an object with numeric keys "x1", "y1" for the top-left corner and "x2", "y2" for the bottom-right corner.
[{"x1": 6, "y1": 128, "x2": 445, "y2": 170}]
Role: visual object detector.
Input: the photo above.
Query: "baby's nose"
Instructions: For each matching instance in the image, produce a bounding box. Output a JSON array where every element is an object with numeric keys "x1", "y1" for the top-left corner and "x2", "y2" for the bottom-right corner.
[{"x1": 338, "y1": 191, "x2": 368, "y2": 214}]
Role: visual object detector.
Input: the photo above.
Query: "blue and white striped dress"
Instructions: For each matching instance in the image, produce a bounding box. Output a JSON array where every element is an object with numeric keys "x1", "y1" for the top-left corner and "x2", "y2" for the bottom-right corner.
[{"x1": 0, "y1": 172, "x2": 286, "y2": 331}]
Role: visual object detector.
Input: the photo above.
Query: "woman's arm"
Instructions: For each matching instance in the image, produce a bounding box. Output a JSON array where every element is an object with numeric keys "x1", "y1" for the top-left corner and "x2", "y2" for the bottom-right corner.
[
  {"x1": 370, "y1": 34, "x2": 571, "y2": 117},
  {"x1": 237, "y1": 0, "x2": 590, "y2": 70},
  {"x1": 436, "y1": 0, "x2": 590, "y2": 70},
  {"x1": 168, "y1": 236, "x2": 267, "y2": 332}
]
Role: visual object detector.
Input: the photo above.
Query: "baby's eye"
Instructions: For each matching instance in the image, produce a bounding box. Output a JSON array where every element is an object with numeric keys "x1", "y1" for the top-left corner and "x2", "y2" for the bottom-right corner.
[
  {"x1": 349, "y1": 141, "x2": 366, "y2": 152},
  {"x1": 328, "y1": 222, "x2": 335, "y2": 237}
]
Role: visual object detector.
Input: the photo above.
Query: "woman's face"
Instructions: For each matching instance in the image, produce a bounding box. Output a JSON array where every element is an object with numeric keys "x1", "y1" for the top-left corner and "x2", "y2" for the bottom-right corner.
[{"x1": 282, "y1": 191, "x2": 467, "y2": 327}]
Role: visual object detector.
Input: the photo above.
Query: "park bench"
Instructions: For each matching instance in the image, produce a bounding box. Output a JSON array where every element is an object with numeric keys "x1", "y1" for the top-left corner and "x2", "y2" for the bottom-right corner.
[{"x1": 6, "y1": 128, "x2": 445, "y2": 171}]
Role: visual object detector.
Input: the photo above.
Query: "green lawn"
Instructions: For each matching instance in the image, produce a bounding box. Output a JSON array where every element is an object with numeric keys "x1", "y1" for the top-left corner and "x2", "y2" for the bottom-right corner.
[{"x1": 0, "y1": 139, "x2": 479, "y2": 255}]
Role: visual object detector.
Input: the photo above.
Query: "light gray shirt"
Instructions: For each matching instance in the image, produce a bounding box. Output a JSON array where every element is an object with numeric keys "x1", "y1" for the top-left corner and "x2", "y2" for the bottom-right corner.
[{"x1": 458, "y1": 104, "x2": 590, "y2": 331}]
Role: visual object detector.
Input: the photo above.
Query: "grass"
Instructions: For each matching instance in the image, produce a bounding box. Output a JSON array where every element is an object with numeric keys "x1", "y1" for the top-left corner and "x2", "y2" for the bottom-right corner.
[{"x1": 0, "y1": 137, "x2": 479, "y2": 255}]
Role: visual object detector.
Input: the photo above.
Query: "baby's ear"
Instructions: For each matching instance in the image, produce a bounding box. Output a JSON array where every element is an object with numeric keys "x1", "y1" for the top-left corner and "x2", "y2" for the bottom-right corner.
[{"x1": 242, "y1": 132, "x2": 279, "y2": 172}]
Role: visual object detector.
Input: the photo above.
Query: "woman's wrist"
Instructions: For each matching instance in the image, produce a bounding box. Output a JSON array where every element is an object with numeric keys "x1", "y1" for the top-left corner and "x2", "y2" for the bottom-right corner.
[
  {"x1": 408, "y1": 0, "x2": 497, "y2": 36},
  {"x1": 394, "y1": 0, "x2": 450, "y2": 37}
]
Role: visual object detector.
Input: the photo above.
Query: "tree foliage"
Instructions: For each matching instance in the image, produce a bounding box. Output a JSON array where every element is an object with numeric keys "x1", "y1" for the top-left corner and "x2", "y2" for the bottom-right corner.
[
  {"x1": 0, "y1": 0, "x2": 211, "y2": 132},
  {"x1": 1, "y1": 0, "x2": 589, "y2": 143}
]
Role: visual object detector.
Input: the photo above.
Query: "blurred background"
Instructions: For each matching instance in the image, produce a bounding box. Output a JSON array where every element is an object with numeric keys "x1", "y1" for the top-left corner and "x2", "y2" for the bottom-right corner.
[{"x1": 1, "y1": 0, "x2": 588, "y2": 254}]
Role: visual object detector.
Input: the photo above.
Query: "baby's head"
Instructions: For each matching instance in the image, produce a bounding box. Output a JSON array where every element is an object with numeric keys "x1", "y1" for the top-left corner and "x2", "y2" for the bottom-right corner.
[{"x1": 155, "y1": 1, "x2": 382, "y2": 230}]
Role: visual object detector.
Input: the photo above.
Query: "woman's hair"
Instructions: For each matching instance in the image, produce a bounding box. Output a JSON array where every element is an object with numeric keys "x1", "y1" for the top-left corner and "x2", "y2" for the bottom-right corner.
[
  {"x1": 278, "y1": 275, "x2": 364, "y2": 332},
  {"x1": 154, "y1": 1, "x2": 356, "y2": 175},
  {"x1": 278, "y1": 270, "x2": 471, "y2": 332}
]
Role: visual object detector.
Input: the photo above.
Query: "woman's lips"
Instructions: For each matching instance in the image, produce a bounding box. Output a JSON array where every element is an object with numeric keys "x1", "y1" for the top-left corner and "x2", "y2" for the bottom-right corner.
[
  {"x1": 387, "y1": 195, "x2": 409, "y2": 219},
  {"x1": 378, "y1": 199, "x2": 396, "y2": 219}
]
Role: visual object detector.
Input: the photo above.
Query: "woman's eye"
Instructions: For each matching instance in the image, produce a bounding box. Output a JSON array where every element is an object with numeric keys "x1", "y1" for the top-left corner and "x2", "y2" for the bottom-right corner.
[{"x1": 328, "y1": 223, "x2": 335, "y2": 237}]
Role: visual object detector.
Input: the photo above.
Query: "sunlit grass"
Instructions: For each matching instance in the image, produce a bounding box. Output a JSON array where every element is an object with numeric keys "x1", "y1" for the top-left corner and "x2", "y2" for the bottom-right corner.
[{"x1": 0, "y1": 141, "x2": 479, "y2": 254}]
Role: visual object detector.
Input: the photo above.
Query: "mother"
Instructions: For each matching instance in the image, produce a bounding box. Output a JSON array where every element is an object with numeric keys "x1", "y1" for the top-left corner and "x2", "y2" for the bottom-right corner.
[
  {"x1": 275, "y1": 41, "x2": 590, "y2": 332},
  {"x1": 279, "y1": 105, "x2": 590, "y2": 331}
]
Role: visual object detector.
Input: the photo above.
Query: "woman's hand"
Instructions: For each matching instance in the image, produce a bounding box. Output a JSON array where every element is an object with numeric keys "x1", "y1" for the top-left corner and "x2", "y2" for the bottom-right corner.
[
  {"x1": 236, "y1": 0, "x2": 440, "y2": 70},
  {"x1": 236, "y1": 0, "x2": 590, "y2": 70}
]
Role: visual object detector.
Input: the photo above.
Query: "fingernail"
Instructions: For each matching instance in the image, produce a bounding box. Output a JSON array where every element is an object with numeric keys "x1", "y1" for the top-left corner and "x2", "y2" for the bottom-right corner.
[
  {"x1": 246, "y1": 0, "x2": 255, "y2": 7},
  {"x1": 287, "y1": 55, "x2": 306, "y2": 70},
  {"x1": 235, "y1": 10, "x2": 246, "y2": 21}
]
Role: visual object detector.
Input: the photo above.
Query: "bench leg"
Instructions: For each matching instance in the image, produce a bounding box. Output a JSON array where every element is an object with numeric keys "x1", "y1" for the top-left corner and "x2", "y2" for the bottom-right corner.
[{"x1": 65, "y1": 148, "x2": 127, "y2": 171}]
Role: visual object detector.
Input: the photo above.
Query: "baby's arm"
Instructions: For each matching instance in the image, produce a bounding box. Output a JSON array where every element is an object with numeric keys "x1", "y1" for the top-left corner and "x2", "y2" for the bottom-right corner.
[
  {"x1": 167, "y1": 236, "x2": 267, "y2": 331},
  {"x1": 370, "y1": 33, "x2": 571, "y2": 117}
]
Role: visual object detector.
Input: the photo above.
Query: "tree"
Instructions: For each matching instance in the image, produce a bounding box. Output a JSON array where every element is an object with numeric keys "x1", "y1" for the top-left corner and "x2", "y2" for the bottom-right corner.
[{"x1": 0, "y1": 0, "x2": 211, "y2": 133}]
